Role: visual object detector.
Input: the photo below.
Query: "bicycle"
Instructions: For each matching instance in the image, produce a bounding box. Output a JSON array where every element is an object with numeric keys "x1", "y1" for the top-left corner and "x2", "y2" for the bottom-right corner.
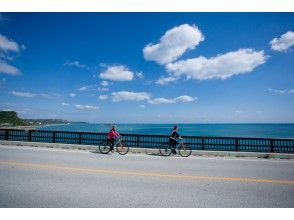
[
  {"x1": 98, "y1": 137, "x2": 129, "y2": 155},
  {"x1": 159, "y1": 138, "x2": 192, "y2": 157}
]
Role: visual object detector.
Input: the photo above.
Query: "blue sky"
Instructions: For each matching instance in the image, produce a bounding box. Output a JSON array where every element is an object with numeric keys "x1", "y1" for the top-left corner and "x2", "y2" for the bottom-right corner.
[{"x1": 0, "y1": 13, "x2": 293, "y2": 123}]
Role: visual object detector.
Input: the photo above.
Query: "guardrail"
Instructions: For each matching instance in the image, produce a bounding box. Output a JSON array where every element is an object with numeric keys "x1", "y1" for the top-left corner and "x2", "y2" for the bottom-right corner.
[{"x1": 0, "y1": 129, "x2": 293, "y2": 153}]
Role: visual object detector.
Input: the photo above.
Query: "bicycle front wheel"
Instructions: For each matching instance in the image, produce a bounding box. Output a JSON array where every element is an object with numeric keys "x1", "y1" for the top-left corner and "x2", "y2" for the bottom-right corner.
[
  {"x1": 178, "y1": 144, "x2": 192, "y2": 157},
  {"x1": 98, "y1": 142, "x2": 111, "y2": 154},
  {"x1": 117, "y1": 141, "x2": 129, "y2": 155},
  {"x1": 159, "y1": 145, "x2": 172, "y2": 156}
]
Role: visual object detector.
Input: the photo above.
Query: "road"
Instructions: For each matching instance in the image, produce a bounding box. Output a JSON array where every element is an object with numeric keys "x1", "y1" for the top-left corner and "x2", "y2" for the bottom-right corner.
[{"x1": 0, "y1": 145, "x2": 293, "y2": 207}]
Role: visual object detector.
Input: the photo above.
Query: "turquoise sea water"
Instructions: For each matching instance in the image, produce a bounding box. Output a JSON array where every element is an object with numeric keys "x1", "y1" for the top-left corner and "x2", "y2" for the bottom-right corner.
[{"x1": 38, "y1": 123, "x2": 294, "y2": 138}]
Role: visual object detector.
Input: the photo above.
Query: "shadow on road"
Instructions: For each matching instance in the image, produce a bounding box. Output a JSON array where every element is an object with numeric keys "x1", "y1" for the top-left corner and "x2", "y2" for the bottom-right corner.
[{"x1": 89, "y1": 150, "x2": 114, "y2": 155}]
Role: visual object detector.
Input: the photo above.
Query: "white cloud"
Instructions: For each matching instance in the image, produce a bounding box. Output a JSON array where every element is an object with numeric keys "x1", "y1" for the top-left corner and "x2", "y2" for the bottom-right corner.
[
  {"x1": 166, "y1": 49, "x2": 267, "y2": 80},
  {"x1": 69, "y1": 93, "x2": 76, "y2": 97},
  {"x1": 268, "y1": 88, "x2": 294, "y2": 94},
  {"x1": 100, "y1": 65, "x2": 133, "y2": 81},
  {"x1": 98, "y1": 87, "x2": 109, "y2": 92},
  {"x1": 75, "y1": 105, "x2": 99, "y2": 110},
  {"x1": 64, "y1": 61, "x2": 87, "y2": 68},
  {"x1": 11, "y1": 91, "x2": 36, "y2": 97},
  {"x1": 155, "y1": 76, "x2": 178, "y2": 85},
  {"x1": 61, "y1": 102, "x2": 69, "y2": 106},
  {"x1": 148, "y1": 95, "x2": 196, "y2": 104},
  {"x1": 139, "y1": 104, "x2": 145, "y2": 108},
  {"x1": 111, "y1": 91, "x2": 151, "y2": 102},
  {"x1": 143, "y1": 24, "x2": 204, "y2": 65},
  {"x1": 78, "y1": 86, "x2": 89, "y2": 91},
  {"x1": 148, "y1": 98, "x2": 176, "y2": 104},
  {"x1": 0, "y1": 34, "x2": 20, "y2": 53},
  {"x1": 175, "y1": 95, "x2": 196, "y2": 102},
  {"x1": 270, "y1": 31, "x2": 294, "y2": 52},
  {"x1": 100, "y1": 81, "x2": 109, "y2": 87},
  {"x1": 78, "y1": 85, "x2": 109, "y2": 92},
  {"x1": 136, "y1": 71, "x2": 144, "y2": 79},
  {"x1": 98, "y1": 95, "x2": 108, "y2": 100},
  {"x1": 0, "y1": 61, "x2": 21, "y2": 75}
]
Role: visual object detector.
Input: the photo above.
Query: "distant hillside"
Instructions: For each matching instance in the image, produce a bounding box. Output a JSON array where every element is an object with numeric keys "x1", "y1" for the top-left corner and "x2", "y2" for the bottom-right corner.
[
  {"x1": 23, "y1": 119, "x2": 70, "y2": 125},
  {"x1": 0, "y1": 111, "x2": 29, "y2": 126},
  {"x1": 0, "y1": 111, "x2": 79, "y2": 127}
]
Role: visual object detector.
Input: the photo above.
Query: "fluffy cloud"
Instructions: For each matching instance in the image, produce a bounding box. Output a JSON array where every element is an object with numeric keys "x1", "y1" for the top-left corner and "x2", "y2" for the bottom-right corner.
[
  {"x1": 148, "y1": 95, "x2": 196, "y2": 104},
  {"x1": 98, "y1": 95, "x2": 109, "y2": 100},
  {"x1": 75, "y1": 105, "x2": 99, "y2": 110},
  {"x1": 78, "y1": 86, "x2": 89, "y2": 91},
  {"x1": 166, "y1": 49, "x2": 267, "y2": 80},
  {"x1": 0, "y1": 34, "x2": 23, "y2": 76},
  {"x1": 100, "y1": 81, "x2": 109, "y2": 87},
  {"x1": 270, "y1": 31, "x2": 294, "y2": 52},
  {"x1": 63, "y1": 61, "x2": 87, "y2": 68},
  {"x1": 61, "y1": 102, "x2": 69, "y2": 106},
  {"x1": 136, "y1": 72, "x2": 144, "y2": 79},
  {"x1": 100, "y1": 65, "x2": 133, "y2": 81},
  {"x1": 69, "y1": 93, "x2": 76, "y2": 97},
  {"x1": 111, "y1": 91, "x2": 151, "y2": 102},
  {"x1": 98, "y1": 87, "x2": 109, "y2": 92},
  {"x1": 143, "y1": 24, "x2": 204, "y2": 65},
  {"x1": 0, "y1": 34, "x2": 20, "y2": 53},
  {"x1": 155, "y1": 76, "x2": 178, "y2": 85},
  {"x1": 0, "y1": 61, "x2": 21, "y2": 75},
  {"x1": 268, "y1": 88, "x2": 294, "y2": 94},
  {"x1": 11, "y1": 91, "x2": 36, "y2": 97}
]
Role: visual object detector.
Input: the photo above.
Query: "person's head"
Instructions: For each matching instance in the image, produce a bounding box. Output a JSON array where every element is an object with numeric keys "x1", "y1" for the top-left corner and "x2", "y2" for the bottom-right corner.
[
  {"x1": 111, "y1": 125, "x2": 117, "y2": 131},
  {"x1": 173, "y1": 125, "x2": 179, "y2": 131}
]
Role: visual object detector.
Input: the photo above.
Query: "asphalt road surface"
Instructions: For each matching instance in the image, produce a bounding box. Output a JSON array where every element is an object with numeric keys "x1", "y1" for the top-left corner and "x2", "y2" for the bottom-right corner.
[{"x1": 0, "y1": 145, "x2": 293, "y2": 207}]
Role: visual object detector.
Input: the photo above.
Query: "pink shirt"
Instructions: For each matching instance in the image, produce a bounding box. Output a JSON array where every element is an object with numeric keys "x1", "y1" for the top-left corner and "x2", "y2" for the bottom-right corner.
[{"x1": 107, "y1": 129, "x2": 120, "y2": 139}]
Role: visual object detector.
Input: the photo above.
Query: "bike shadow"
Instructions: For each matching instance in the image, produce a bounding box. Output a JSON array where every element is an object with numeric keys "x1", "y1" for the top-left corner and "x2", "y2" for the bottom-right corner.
[
  {"x1": 89, "y1": 150, "x2": 114, "y2": 155},
  {"x1": 146, "y1": 152, "x2": 161, "y2": 156}
]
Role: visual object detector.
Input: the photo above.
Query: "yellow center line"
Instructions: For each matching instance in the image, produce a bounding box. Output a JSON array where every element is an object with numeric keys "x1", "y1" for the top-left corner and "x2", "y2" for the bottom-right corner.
[{"x1": 0, "y1": 161, "x2": 294, "y2": 185}]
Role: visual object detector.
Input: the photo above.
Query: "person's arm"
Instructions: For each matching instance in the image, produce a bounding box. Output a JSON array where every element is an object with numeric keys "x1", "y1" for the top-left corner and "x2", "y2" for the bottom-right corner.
[{"x1": 114, "y1": 131, "x2": 120, "y2": 137}]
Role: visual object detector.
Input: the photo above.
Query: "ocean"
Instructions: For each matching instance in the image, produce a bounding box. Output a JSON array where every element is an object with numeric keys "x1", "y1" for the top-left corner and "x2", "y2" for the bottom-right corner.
[{"x1": 37, "y1": 123, "x2": 294, "y2": 138}]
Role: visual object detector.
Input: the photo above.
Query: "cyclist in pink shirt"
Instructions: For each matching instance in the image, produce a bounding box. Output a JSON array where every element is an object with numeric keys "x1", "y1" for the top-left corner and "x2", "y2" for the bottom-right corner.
[{"x1": 107, "y1": 125, "x2": 120, "y2": 151}]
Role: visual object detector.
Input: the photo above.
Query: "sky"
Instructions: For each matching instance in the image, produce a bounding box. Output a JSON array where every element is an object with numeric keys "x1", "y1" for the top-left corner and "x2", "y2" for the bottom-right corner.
[{"x1": 0, "y1": 13, "x2": 294, "y2": 123}]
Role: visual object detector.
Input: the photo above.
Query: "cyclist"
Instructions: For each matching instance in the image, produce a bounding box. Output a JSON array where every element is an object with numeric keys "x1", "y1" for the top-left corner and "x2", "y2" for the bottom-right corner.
[
  {"x1": 107, "y1": 125, "x2": 121, "y2": 151},
  {"x1": 169, "y1": 125, "x2": 181, "y2": 154}
]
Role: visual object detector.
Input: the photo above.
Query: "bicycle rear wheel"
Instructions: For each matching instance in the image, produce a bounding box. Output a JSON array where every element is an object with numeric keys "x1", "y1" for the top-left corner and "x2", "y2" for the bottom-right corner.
[
  {"x1": 159, "y1": 145, "x2": 172, "y2": 156},
  {"x1": 98, "y1": 142, "x2": 111, "y2": 154},
  {"x1": 117, "y1": 141, "x2": 129, "y2": 155},
  {"x1": 178, "y1": 144, "x2": 192, "y2": 157}
]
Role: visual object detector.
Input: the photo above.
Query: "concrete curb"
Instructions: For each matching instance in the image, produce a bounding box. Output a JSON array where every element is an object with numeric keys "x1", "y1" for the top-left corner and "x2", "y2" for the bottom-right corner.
[{"x1": 1, "y1": 140, "x2": 294, "y2": 160}]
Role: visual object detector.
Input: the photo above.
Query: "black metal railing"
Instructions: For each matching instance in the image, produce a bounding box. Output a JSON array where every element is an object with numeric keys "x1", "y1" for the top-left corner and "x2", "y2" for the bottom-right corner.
[{"x1": 0, "y1": 129, "x2": 293, "y2": 153}]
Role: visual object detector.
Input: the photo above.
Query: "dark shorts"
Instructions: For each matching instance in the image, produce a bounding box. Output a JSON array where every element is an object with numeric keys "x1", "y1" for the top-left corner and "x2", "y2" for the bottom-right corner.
[
  {"x1": 169, "y1": 138, "x2": 178, "y2": 147},
  {"x1": 107, "y1": 138, "x2": 115, "y2": 147}
]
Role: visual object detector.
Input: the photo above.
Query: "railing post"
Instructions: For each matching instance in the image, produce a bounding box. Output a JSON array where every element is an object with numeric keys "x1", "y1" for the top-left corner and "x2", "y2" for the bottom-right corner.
[
  {"x1": 79, "y1": 133, "x2": 82, "y2": 144},
  {"x1": 235, "y1": 138, "x2": 239, "y2": 151},
  {"x1": 201, "y1": 137, "x2": 204, "y2": 150},
  {"x1": 28, "y1": 130, "x2": 32, "y2": 142},
  {"x1": 52, "y1": 131, "x2": 56, "y2": 143},
  {"x1": 5, "y1": 130, "x2": 9, "y2": 140},
  {"x1": 270, "y1": 139, "x2": 274, "y2": 152},
  {"x1": 136, "y1": 135, "x2": 140, "y2": 148}
]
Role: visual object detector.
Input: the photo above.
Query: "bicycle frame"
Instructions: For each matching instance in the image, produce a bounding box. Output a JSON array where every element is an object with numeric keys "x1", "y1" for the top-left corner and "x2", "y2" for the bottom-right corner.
[
  {"x1": 113, "y1": 137, "x2": 123, "y2": 147},
  {"x1": 173, "y1": 138, "x2": 185, "y2": 150}
]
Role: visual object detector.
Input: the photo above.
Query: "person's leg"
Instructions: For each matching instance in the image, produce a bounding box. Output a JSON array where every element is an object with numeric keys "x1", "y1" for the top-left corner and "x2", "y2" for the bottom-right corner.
[
  {"x1": 110, "y1": 138, "x2": 115, "y2": 151},
  {"x1": 171, "y1": 140, "x2": 177, "y2": 154}
]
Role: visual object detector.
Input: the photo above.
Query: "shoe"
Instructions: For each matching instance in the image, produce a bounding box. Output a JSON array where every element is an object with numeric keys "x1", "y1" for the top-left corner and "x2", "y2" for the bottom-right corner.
[{"x1": 172, "y1": 149, "x2": 177, "y2": 154}]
